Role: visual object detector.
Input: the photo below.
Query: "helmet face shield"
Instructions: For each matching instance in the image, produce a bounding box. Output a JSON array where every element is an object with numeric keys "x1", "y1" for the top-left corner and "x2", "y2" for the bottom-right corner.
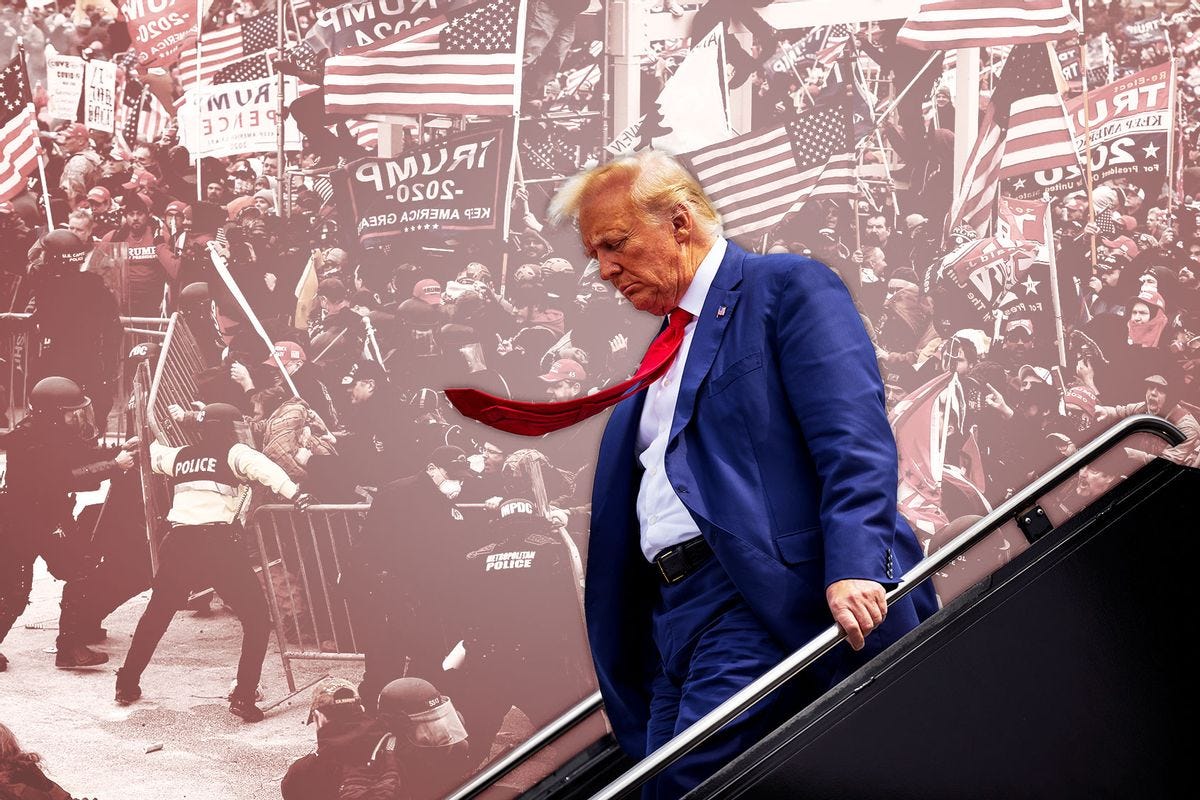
[
  {"x1": 403, "y1": 697, "x2": 468, "y2": 748},
  {"x1": 61, "y1": 397, "x2": 96, "y2": 440}
]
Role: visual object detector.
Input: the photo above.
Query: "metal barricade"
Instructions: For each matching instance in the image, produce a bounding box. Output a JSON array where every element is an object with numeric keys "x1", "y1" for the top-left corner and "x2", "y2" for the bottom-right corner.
[
  {"x1": 130, "y1": 359, "x2": 169, "y2": 574},
  {"x1": 251, "y1": 504, "x2": 369, "y2": 691},
  {"x1": 146, "y1": 313, "x2": 210, "y2": 446},
  {"x1": 1, "y1": 326, "x2": 30, "y2": 431},
  {"x1": 2, "y1": 312, "x2": 168, "y2": 435}
]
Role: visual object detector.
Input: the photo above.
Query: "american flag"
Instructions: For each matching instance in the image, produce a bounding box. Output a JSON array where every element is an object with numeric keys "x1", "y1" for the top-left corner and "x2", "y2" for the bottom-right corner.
[
  {"x1": 324, "y1": 0, "x2": 523, "y2": 118},
  {"x1": 948, "y1": 44, "x2": 1078, "y2": 235},
  {"x1": 897, "y1": 0, "x2": 1078, "y2": 50},
  {"x1": 213, "y1": 52, "x2": 273, "y2": 84},
  {"x1": 278, "y1": 40, "x2": 321, "y2": 75},
  {"x1": 177, "y1": 12, "x2": 278, "y2": 92},
  {"x1": 679, "y1": 96, "x2": 856, "y2": 241},
  {"x1": 1, "y1": 55, "x2": 38, "y2": 202},
  {"x1": 346, "y1": 119, "x2": 378, "y2": 151},
  {"x1": 119, "y1": 80, "x2": 173, "y2": 146}
]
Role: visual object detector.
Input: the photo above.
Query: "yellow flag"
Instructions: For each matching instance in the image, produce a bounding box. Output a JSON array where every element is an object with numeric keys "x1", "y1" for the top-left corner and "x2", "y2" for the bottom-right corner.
[{"x1": 294, "y1": 250, "x2": 321, "y2": 329}]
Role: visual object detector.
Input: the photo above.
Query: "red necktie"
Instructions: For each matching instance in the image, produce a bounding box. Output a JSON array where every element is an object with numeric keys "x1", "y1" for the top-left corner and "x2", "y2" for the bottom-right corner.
[{"x1": 445, "y1": 309, "x2": 694, "y2": 436}]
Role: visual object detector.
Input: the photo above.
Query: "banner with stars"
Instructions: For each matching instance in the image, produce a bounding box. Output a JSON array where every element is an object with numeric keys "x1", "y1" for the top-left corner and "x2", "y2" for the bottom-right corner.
[
  {"x1": 334, "y1": 119, "x2": 514, "y2": 248},
  {"x1": 995, "y1": 196, "x2": 1054, "y2": 330},
  {"x1": 1002, "y1": 62, "x2": 1174, "y2": 202},
  {"x1": 925, "y1": 234, "x2": 1040, "y2": 326}
]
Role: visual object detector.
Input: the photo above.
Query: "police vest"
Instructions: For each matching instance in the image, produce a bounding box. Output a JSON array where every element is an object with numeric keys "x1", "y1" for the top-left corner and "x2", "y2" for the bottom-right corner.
[{"x1": 170, "y1": 443, "x2": 239, "y2": 498}]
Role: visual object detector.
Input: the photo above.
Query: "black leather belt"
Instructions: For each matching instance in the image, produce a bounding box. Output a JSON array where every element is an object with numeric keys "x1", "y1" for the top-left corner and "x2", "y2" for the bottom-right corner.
[{"x1": 653, "y1": 536, "x2": 713, "y2": 585}]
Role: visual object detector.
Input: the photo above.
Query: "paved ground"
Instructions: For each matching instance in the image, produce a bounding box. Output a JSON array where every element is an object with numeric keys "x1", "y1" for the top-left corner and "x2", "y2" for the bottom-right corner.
[{"x1": 1, "y1": 556, "x2": 339, "y2": 800}]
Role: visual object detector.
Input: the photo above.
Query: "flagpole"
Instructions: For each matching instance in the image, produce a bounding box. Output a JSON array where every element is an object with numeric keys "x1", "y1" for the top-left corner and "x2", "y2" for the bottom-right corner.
[
  {"x1": 207, "y1": 242, "x2": 300, "y2": 398},
  {"x1": 856, "y1": 52, "x2": 940, "y2": 149},
  {"x1": 1166, "y1": 56, "x2": 1177, "y2": 221},
  {"x1": 1045, "y1": 196, "x2": 1068, "y2": 370},
  {"x1": 276, "y1": 0, "x2": 286, "y2": 216},
  {"x1": 502, "y1": 0, "x2": 529, "y2": 242},
  {"x1": 1078, "y1": 29, "x2": 1097, "y2": 271},
  {"x1": 194, "y1": 0, "x2": 203, "y2": 204},
  {"x1": 287, "y1": 0, "x2": 303, "y2": 37},
  {"x1": 16, "y1": 40, "x2": 54, "y2": 229}
]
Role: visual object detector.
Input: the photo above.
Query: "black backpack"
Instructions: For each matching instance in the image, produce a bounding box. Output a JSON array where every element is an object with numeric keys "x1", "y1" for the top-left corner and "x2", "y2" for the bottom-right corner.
[{"x1": 336, "y1": 734, "x2": 405, "y2": 800}]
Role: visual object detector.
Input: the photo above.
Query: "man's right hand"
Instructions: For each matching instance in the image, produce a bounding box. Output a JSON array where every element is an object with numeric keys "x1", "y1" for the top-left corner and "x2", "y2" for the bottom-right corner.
[
  {"x1": 826, "y1": 578, "x2": 887, "y2": 651},
  {"x1": 230, "y1": 361, "x2": 254, "y2": 391}
]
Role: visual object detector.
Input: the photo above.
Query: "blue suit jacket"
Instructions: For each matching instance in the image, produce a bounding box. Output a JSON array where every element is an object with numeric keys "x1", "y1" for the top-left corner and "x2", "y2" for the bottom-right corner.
[{"x1": 585, "y1": 241, "x2": 938, "y2": 758}]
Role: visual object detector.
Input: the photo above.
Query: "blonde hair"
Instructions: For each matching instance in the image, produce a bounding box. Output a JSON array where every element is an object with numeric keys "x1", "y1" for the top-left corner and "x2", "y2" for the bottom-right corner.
[{"x1": 548, "y1": 150, "x2": 722, "y2": 237}]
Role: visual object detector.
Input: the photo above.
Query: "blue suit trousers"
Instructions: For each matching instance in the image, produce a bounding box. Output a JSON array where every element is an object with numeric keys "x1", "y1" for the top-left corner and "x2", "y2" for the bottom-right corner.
[{"x1": 644, "y1": 557, "x2": 828, "y2": 799}]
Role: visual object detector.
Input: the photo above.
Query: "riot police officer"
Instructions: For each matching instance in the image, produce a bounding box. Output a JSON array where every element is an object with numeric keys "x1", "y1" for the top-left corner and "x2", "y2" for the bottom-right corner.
[
  {"x1": 344, "y1": 446, "x2": 476, "y2": 712},
  {"x1": 27, "y1": 229, "x2": 123, "y2": 438},
  {"x1": 374, "y1": 677, "x2": 472, "y2": 798},
  {"x1": 448, "y1": 497, "x2": 593, "y2": 767},
  {"x1": 1, "y1": 377, "x2": 137, "y2": 671},
  {"x1": 115, "y1": 402, "x2": 314, "y2": 722}
]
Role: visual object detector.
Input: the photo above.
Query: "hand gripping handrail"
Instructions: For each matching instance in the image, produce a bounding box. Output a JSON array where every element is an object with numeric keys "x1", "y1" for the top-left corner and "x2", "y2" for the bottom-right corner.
[{"x1": 444, "y1": 415, "x2": 1184, "y2": 800}]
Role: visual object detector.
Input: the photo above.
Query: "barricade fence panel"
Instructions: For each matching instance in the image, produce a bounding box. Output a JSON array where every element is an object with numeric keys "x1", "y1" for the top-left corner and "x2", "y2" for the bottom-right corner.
[
  {"x1": 2, "y1": 316, "x2": 167, "y2": 436},
  {"x1": 147, "y1": 313, "x2": 211, "y2": 447},
  {"x1": 251, "y1": 504, "x2": 369, "y2": 691}
]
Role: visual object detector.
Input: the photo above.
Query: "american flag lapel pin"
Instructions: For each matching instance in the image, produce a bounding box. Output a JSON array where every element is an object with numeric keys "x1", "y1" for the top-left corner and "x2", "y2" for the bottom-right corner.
[{"x1": 716, "y1": 305, "x2": 727, "y2": 318}]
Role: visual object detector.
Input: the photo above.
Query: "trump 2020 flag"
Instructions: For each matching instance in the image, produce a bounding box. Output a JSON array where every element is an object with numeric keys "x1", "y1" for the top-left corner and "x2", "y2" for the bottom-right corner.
[{"x1": 323, "y1": 0, "x2": 526, "y2": 119}]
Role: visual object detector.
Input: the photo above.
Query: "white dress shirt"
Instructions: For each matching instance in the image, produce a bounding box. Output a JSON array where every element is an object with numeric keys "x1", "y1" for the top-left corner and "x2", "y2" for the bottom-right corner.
[{"x1": 636, "y1": 236, "x2": 727, "y2": 562}]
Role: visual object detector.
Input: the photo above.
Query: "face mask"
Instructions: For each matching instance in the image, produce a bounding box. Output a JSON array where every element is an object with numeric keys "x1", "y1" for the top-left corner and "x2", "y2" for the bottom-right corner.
[{"x1": 438, "y1": 479, "x2": 463, "y2": 499}]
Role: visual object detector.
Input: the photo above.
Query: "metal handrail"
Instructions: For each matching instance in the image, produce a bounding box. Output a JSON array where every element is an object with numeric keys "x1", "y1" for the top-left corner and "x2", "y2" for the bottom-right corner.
[
  {"x1": 587, "y1": 414, "x2": 1185, "y2": 799},
  {"x1": 443, "y1": 415, "x2": 1183, "y2": 800},
  {"x1": 445, "y1": 691, "x2": 605, "y2": 800}
]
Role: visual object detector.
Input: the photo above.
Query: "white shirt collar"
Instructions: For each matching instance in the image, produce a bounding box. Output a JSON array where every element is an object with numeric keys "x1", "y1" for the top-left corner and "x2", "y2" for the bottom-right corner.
[{"x1": 677, "y1": 236, "x2": 726, "y2": 317}]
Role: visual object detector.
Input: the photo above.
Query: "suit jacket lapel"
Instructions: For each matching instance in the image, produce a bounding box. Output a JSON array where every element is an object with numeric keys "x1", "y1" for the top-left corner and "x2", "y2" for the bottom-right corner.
[{"x1": 669, "y1": 241, "x2": 745, "y2": 442}]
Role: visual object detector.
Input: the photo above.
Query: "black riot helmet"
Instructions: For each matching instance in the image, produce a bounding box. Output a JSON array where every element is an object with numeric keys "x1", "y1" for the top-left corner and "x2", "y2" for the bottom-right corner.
[
  {"x1": 30, "y1": 376, "x2": 95, "y2": 440},
  {"x1": 127, "y1": 341, "x2": 162, "y2": 365},
  {"x1": 377, "y1": 678, "x2": 468, "y2": 749},
  {"x1": 198, "y1": 402, "x2": 241, "y2": 441},
  {"x1": 30, "y1": 376, "x2": 89, "y2": 413},
  {"x1": 40, "y1": 229, "x2": 88, "y2": 276},
  {"x1": 199, "y1": 402, "x2": 241, "y2": 425},
  {"x1": 179, "y1": 282, "x2": 211, "y2": 307}
]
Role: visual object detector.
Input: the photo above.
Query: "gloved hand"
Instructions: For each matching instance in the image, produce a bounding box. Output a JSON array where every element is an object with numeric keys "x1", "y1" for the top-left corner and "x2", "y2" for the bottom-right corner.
[{"x1": 293, "y1": 492, "x2": 316, "y2": 512}]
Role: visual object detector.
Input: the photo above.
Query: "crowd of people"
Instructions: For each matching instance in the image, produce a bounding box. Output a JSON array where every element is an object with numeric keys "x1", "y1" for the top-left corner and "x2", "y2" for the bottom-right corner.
[{"x1": 5, "y1": 0, "x2": 1200, "y2": 797}]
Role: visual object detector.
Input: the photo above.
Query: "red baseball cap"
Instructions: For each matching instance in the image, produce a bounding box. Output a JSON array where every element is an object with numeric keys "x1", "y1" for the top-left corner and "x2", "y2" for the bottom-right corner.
[
  {"x1": 1100, "y1": 234, "x2": 1139, "y2": 259},
  {"x1": 86, "y1": 186, "x2": 111, "y2": 204},
  {"x1": 122, "y1": 171, "x2": 159, "y2": 191},
  {"x1": 413, "y1": 278, "x2": 443, "y2": 305},
  {"x1": 264, "y1": 341, "x2": 306, "y2": 365},
  {"x1": 165, "y1": 200, "x2": 191, "y2": 215},
  {"x1": 539, "y1": 358, "x2": 587, "y2": 383}
]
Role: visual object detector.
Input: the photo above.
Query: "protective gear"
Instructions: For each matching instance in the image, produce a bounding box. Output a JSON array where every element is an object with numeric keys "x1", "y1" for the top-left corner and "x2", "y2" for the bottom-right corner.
[
  {"x1": 30, "y1": 377, "x2": 95, "y2": 440},
  {"x1": 293, "y1": 492, "x2": 316, "y2": 512},
  {"x1": 30, "y1": 376, "x2": 89, "y2": 412},
  {"x1": 377, "y1": 678, "x2": 468, "y2": 748},
  {"x1": 40, "y1": 229, "x2": 88, "y2": 275},
  {"x1": 127, "y1": 341, "x2": 162, "y2": 364},
  {"x1": 179, "y1": 282, "x2": 211, "y2": 305},
  {"x1": 199, "y1": 402, "x2": 242, "y2": 425}
]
